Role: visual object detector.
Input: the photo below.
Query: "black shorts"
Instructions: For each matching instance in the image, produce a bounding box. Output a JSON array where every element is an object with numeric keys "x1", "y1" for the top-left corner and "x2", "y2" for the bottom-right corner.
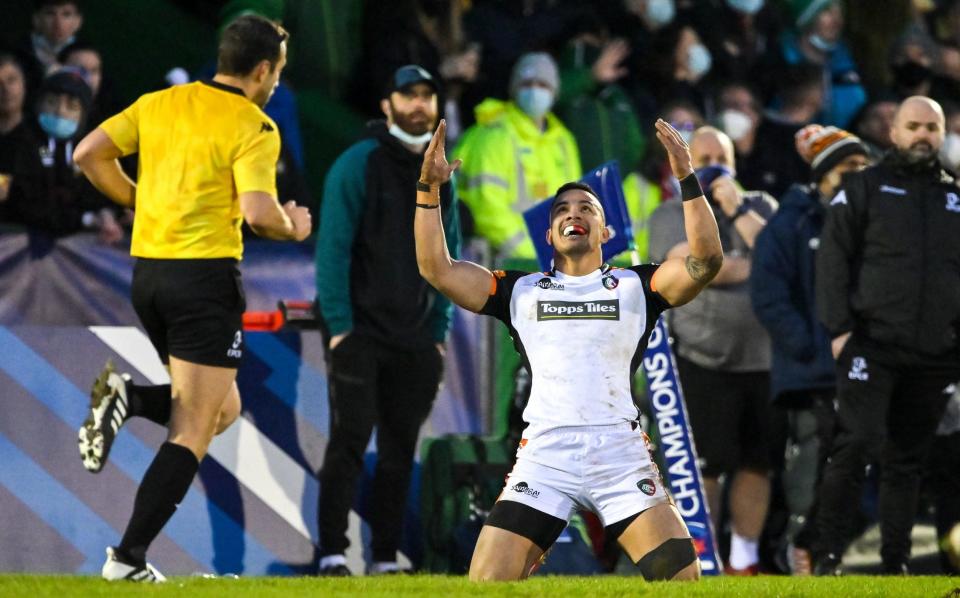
[
  {"x1": 131, "y1": 257, "x2": 246, "y2": 368},
  {"x1": 674, "y1": 355, "x2": 776, "y2": 477}
]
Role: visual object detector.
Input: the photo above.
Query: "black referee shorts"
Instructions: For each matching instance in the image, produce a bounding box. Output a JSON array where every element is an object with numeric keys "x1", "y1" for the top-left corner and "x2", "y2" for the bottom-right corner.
[{"x1": 131, "y1": 258, "x2": 246, "y2": 369}]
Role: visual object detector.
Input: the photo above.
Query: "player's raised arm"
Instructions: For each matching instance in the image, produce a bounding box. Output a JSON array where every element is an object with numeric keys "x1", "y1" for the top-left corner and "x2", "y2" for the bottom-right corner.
[
  {"x1": 415, "y1": 119, "x2": 495, "y2": 313},
  {"x1": 650, "y1": 119, "x2": 723, "y2": 306}
]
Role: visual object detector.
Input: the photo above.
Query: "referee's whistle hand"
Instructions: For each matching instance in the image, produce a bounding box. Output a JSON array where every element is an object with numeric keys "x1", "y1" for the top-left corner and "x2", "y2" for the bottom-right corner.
[{"x1": 283, "y1": 200, "x2": 312, "y2": 241}]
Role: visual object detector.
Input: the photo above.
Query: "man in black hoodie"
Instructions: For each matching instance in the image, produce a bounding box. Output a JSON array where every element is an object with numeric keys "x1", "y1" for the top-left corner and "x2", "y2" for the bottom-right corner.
[
  {"x1": 814, "y1": 96, "x2": 960, "y2": 575},
  {"x1": 314, "y1": 64, "x2": 461, "y2": 576}
]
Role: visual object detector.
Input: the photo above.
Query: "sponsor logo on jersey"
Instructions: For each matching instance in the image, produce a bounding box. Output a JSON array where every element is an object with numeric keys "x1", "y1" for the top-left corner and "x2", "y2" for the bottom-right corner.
[
  {"x1": 829, "y1": 190, "x2": 847, "y2": 206},
  {"x1": 227, "y1": 330, "x2": 243, "y2": 359},
  {"x1": 848, "y1": 356, "x2": 868, "y2": 381},
  {"x1": 946, "y1": 192, "x2": 960, "y2": 213},
  {"x1": 637, "y1": 478, "x2": 656, "y2": 496},
  {"x1": 511, "y1": 481, "x2": 540, "y2": 498},
  {"x1": 537, "y1": 300, "x2": 620, "y2": 321},
  {"x1": 602, "y1": 275, "x2": 619, "y2": 290},
  {"x1": 536, "y1": 277, "x2": 564, "y2": 290}
]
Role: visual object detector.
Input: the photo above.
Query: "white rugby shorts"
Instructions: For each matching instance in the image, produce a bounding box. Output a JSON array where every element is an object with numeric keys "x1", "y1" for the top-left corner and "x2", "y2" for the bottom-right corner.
[{"x1": 498, "y1": 422, "x2": 669, "y2": 526}]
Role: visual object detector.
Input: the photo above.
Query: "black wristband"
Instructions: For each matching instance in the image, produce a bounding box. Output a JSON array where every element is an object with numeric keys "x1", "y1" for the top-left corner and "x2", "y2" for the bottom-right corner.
[
  {"x1": 416, "y1": 202, "x2": 439, "y2": 209},
  {"x1": 730, "y1": 202, "x2": 751, "y2": 221},
  {"x1": 679, "y1": 174, "x2": 704, "y2": 202},
  {"x1": 416, "y1": 180, "x2": 434, "y2": 192}
]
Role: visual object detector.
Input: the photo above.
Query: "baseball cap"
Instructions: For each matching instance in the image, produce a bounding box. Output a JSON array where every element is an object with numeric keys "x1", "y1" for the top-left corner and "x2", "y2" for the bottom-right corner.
[
  {"x1": 40, "y1": 67, "x2": 92, "y2": 112},
  {"x1": 386, "y1": 64, "x2": 438, "y2": 97}
]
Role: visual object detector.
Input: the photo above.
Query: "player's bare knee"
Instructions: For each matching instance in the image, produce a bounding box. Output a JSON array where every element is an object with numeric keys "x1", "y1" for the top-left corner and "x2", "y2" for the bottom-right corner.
[{"x1": 635, "y1": 537, "x2": 699, "y2": 582}]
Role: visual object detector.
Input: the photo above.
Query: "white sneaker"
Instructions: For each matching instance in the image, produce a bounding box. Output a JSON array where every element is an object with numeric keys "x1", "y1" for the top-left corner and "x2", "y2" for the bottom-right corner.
[
  {"x1": 101, "y1": 547, "x2": 166, "y2": 583},
  {"x1": 78, "y1": 361, "x2": 132, "y2": 473}
]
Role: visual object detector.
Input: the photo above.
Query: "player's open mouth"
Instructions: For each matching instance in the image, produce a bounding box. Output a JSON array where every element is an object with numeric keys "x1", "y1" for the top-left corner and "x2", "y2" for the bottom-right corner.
[{"x1": 562, "y1": 224, "x2": 586, "y2": 237}]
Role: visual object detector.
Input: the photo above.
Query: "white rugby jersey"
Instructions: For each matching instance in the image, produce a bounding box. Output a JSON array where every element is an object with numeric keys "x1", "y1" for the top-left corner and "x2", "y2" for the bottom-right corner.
[{"x1": 480, "y1": 263, "x2": 671, "y2": 437}]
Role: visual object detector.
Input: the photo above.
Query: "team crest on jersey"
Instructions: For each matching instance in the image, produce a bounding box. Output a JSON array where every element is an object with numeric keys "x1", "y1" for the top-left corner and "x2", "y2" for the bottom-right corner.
[
  {"x1": 537, "y1": 300, "x2": 620, "y2": 321},
  {"x1": 602, "y1": 275, "x2": 619, "y2": 290},
  {"x1": 536, "y1": 277, "x2": 564, "y2": 290},
  {"x1": 637, "y1": 478, "x2": 656, "y2": 496},
  {"x1": 848, "y1": 356, "x2": 868, "y2": 381}
]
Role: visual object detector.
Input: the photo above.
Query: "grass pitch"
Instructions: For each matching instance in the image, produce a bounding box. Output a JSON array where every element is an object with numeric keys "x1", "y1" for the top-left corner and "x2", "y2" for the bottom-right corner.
[{"x1": 1, "y1": 574, "x2": 959, "y2": 597}]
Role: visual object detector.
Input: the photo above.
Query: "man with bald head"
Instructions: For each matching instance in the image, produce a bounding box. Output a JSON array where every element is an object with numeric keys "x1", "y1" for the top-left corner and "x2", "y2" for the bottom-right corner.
[
  {"x1": 649, "y1": 126, "x2": 778, "y2": 575},
  {"x1": 814, "y1": 96, "x2": 960, "y2": 575}
]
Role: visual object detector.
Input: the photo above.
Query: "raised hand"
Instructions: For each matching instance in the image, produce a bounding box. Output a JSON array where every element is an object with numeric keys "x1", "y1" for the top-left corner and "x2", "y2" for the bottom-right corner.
[
  {"x1": 655, "y1": 118, "x2": 694, "y2": 180},
  {"x1": 420, "y1": 119, "x2": 462, "y2": 187},
  {"x1": 592, "y1": 39, "x2": 630, "y2": 84}
]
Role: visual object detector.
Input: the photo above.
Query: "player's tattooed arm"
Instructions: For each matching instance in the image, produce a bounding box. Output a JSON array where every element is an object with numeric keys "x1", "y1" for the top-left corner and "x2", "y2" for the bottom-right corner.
[{"x1": 684, "y1": 253, "x2": 723, "y2": 284}]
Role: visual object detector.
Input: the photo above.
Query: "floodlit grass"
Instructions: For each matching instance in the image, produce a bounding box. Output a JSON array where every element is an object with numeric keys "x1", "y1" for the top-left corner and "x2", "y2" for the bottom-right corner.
[{"x1": 1, "y1": 574, "x2": 959, "y2": 598}]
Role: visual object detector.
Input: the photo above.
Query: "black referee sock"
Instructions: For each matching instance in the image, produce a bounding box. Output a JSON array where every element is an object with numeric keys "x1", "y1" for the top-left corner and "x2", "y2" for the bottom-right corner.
[
  {"x1": 127, "y1": 383, "x2": 172, "y2": 426},
  {"x1": 117, "y1": 442, "x2": 199, "y2": 566}
]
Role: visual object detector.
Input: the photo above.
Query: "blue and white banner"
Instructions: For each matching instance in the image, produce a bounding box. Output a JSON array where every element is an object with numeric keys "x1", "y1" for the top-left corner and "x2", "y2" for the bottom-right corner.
[
  {"x1": 642, "y1": 318, "x2": 721, "y2": 575},
  {"x1": 522, "y1": 161, "x2": 635, "y2": 272}
]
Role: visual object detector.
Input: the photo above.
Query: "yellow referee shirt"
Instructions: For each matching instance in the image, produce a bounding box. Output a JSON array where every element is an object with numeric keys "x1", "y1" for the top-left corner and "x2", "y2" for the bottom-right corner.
[{"x1": 100, "y1": 80, "x2": 280, "y2": 260}]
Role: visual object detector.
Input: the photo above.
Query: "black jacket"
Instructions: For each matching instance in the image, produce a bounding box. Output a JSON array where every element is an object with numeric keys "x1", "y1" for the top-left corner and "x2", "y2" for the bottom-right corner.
[
  {"x1": 752, "y1": 184, "x2": 835, "y2": 402},
  {"x1": 816, "y1": 153, "x2": 960, "y2": 356},
  {"x1": 315, "y1": 121, "x2": 461, "y2": 350}
]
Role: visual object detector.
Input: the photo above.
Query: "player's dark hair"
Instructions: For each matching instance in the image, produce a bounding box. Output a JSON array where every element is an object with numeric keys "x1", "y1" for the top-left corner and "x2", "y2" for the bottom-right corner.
[
  {"x1": 217, "y1": 14, "x2": 288, "y2": 77},
  {"x1": 551, "y1": 181, "x2": 605, "y2": 223}
]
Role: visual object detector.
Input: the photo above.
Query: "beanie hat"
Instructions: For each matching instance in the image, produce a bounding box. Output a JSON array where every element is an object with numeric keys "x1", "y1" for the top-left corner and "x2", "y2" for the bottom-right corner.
[
  {"x1": 40, "y1": 67, "x2": 92, "y2": 113},
  {"x1": 509, "y1": 52, "x2": 559, "y2": 97},
  {"x1": 796, "y1": 124, "x2": 869, "y2": 183},
  {"x1": 786, "y1": 0, "x2": 835, "y2": 30}
]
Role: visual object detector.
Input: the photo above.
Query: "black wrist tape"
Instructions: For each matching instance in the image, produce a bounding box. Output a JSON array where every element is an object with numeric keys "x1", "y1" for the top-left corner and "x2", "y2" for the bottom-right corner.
[
  {"x1": 416, "y1": 180, "x2": 434, "y2": 192},
  {"x1": 679, "y1": 174, "x2": 704, "y2": 202},
  {"x1": 416, "y1": 202, "x2": 439, "y2": 209}
]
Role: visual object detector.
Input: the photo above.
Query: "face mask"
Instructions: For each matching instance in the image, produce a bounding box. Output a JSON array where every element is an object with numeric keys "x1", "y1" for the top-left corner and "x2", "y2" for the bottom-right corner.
[
  {"x1": 725, "y1": 0, "x2": 764, "y2": 14},
  {"x1": 516, "y1": 87, "x2": 555, "y2": 121},
  {"x1": 687, "y1": 43, "x2": 712, "y2": 79},
  {"x1": 893, "y1": 61, "x2": 932, "y2": 90},
  {"x1": 38, "y1": 112, "x2": 79, "y2": 140},
  {"x1": 941, "y1": 133, "x2": 960, "y2": 169},
  {"x1": 808, "y1": 33, "x2": 837, "y2": 53},
  {"x1": 644, "y1": 0, "x2": 675, "y2": 28},
  {"x1": 388, "y1": 123, "x2": 433, "y2": 145},
  {"x1": 694, "y1": 164, "x2": 734, "y2": 202},
  {"x1": 720, "y1": 109, "x2": 755, "y2": 142}
]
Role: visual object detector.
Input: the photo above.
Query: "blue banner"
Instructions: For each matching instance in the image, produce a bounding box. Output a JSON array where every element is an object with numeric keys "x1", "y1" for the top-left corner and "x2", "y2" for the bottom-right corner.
[
  {"x1": 523, "y1": 162, "x2": 634, "y2": 272},
  {"x1": 642, "y1": 318, "x2": 722, "y2": 575}
]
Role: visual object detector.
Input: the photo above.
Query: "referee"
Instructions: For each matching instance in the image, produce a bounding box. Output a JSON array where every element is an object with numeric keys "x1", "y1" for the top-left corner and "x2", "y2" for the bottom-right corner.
[{"x1": 73, "y1": 15, "x2": 310, "y2": 582}]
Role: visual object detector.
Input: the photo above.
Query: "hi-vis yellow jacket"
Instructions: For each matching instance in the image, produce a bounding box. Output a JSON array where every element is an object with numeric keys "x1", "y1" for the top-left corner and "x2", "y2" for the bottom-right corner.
[{"x1": 453, "y1": 98, "x2": 581, "y2": 259}]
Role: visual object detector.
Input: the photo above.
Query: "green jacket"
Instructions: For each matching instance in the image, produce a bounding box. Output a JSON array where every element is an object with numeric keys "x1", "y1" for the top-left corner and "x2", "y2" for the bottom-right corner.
[{"x1": 453, "y1": 99, "x2": 581, "y2": 259}]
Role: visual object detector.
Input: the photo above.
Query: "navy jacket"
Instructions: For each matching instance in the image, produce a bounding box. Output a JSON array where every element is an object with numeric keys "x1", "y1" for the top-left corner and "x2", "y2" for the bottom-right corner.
[{"x1": 751, "y1": 184, "x2": 835, "y2": 403}]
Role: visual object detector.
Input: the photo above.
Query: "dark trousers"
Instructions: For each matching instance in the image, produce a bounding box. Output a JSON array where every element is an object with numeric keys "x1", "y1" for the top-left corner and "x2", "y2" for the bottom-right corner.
[
  {"x1": 816, "y1": 335, "x2": 956, "y2": 567},
  {"x1": 317, "y1": 334, "x2": 442, "y2": 562}
]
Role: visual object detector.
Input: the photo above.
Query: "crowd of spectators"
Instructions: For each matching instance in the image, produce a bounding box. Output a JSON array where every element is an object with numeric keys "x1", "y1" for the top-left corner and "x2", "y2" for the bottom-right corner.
[{"x1": 2, "y1": 0, "x2": 959, "y2": 577}]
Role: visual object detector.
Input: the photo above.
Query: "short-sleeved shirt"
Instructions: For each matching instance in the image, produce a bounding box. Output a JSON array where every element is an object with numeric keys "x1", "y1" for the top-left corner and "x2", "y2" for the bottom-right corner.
[
  {"x1": 480, "y1": 263, "x2": 670, "y2": 438},
  {"x1": 647, "y1": 192, "x2": 776, "y2": 372},
  {"x1": 100, "y1": 80, "x2": 280, "y2": 260}
]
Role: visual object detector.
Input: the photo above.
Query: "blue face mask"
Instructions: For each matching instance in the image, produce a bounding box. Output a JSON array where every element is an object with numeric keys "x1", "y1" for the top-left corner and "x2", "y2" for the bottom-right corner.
[
  {"x1": 694, "y1": 164, "x2": 734, "y2": 202},
  {"x1": 645, "y1": 0, "x2": 675, "y2": 28},
  {"x1": 38, "y1": 112, "x2": 79, "y2": 140},
  {"x1": 725, "y1": 0, "x2": 764, "y2": 14},
  {"x1": 516, "y1": 87, "x2": 555, "y2": 121},
  {"x1": 808, "y1": 33, "x2": 837, "y2": 53},
  {"x1": 687, "y1": 43, "x2": 712, "y2": 79}
]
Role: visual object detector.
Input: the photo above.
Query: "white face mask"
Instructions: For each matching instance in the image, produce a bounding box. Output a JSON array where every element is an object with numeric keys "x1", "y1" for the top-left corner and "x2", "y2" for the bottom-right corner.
[
  {"x1": 686, "y1": 43, "x2": 712, "y2": 79},
  {"x1": 389, "y1": 123, "x2": 433, "y2": 146},
  {"x1": 725, "y1": 0, "x2": 764, "y2": 14},
  {"x1": 940, "y1": 132, "x2": 960, "y2": 170},
  {"x1": 719, "y1": 109, "x2": 755, "y2": 142},
  {"x1": 644, "y1": 0, "x2": 675, "y2": 28}
]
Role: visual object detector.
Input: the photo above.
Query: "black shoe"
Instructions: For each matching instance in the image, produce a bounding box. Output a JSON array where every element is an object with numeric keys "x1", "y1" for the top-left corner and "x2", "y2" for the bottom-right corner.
[
  {"x1": 813, "y1": 553, "x2": 843, "y2": 576},
  {"x1": 880, "y1": 561, "x2": 909, "y2": 576},
  {"x1": 318, "y1": 564, "x2": 352, "y2": 577}
]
